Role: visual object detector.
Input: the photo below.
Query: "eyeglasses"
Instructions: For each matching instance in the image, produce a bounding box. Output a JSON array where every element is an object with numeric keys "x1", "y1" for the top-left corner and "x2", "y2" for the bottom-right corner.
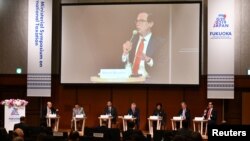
[{"x1": 135, "y1": 19, "x2": 148, "y2": 24}]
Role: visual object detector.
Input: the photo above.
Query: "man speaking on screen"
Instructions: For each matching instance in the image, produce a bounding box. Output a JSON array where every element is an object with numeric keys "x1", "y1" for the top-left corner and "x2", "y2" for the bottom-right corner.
[{"x1": 122, "y1": 12, "x2": 166, "y2": 81}]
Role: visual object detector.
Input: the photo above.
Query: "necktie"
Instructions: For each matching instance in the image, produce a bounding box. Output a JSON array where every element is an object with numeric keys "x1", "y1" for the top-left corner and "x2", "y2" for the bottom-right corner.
[{"x1": 132, "y1": 39, "x2": 144, "y2": 75}]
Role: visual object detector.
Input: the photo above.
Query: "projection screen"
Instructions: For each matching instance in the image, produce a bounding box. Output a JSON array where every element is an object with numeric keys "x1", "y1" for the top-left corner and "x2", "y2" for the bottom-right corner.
[{"x1": 61, "y1": 2, "x2": 201, "y2": 84}]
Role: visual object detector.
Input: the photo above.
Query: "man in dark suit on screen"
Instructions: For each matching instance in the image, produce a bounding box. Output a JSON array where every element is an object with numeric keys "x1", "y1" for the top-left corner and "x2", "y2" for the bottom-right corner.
[{"x1": 122, "y1": 12, "x2": 167, "y2": 82}]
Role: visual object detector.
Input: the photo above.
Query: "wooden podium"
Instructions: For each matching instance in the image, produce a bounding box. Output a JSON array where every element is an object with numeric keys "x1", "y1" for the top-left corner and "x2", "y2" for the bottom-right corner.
[
  {"x1": 193, "y1": 118, "x2": 208, "y2": 137},
  {"x1": 90, "y1": 76, "x2": 146, "y2": 83},
  {"x1": 148, "y1": 116, "x2": 162, "y2": 137},
  {"x1": 72, "y1": 116, "x2": 87, "y2": 134},
  {"x1": 118, "y1": 116, "x2": 137, "y2": 131},
  {"x1": 98, "y1": 115, "x2": 113, "y2": 128},
  {"x1": 171, "y1": 118, "x2": 184, "y2": 130},
  {"x1": 46, "y1": 115, "x2": 60, "y2": 131}
]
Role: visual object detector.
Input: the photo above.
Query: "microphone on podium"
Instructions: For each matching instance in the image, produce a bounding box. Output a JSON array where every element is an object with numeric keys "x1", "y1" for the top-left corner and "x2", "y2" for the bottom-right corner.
[{"x1": 129, "y1": 30, "x2": 138, "y2": 42}]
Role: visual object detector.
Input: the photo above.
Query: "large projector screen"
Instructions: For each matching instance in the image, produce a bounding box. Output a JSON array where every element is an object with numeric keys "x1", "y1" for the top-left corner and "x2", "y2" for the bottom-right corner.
[{"x1": 61, "y1": 2, "x2": 201, "y2": 84}]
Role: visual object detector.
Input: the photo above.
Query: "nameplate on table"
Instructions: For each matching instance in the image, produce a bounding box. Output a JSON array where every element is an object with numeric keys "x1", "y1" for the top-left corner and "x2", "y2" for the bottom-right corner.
[
  {"x1": 149, "y1": 116, "x2": 160, "y2": 120},
  {"x1": 194, "y1": 117, "x2": 205, "y2": 121},
  {"x1": 173, "y1": 116, "x2": 182, "y2": 120},
  {"x1": 100, "y1": 115, "x2": 111, "y2": 118},
  {"x1": 48, "y1": 114, "x2": 57, "y2": 118},
  {"x1": 124, "y1": 115, "x2": 133, "y2": 119},
  {"x1": 75, "y1": 114, "x2": 84, "y2": 118},
  {"x1": 98, "y1": 69, "x2": 130, "y2": 79}
]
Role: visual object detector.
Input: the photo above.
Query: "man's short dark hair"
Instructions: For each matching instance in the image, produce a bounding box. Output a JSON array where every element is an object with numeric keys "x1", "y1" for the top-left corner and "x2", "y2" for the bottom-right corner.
[
  {"x1": 20, "y1": 116, "x2": 25, "y2": 122},
  {"x1": 181, "y1": 101, "x2": 187, "y2": 105},
  {"x1": 156, "y1": 103, "x2": 162, "y2": 108},
  {"x1": 138, "y1": 12, "x2": 154, "y2": 23}
]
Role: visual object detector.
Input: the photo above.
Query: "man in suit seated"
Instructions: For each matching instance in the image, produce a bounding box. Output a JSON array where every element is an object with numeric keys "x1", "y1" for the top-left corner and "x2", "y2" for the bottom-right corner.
[
  {"x1": 177, "y1": 101, "x2": 191, "y2": 129},
  {"x1": 41, "y1": 101, "x2": 57, "y2": 127},
  {"x1": 152, "y1": 103, "x2": 167, "y2": 129},
  {"x1": 14, "y1": 116, "x2": 29, "y2": 138},
  {"x1": 71, "y1": 104, "x2": 85, "y2": 130},
  {"x1": 103, "y1": 101, "x2": 117, "y2": 125},
  {"x1": 203, "y1": 101, "x2": 217, "y2": 126},
  {"x1": 127, "y1": 102, "x2": 140, "y2": 129}
]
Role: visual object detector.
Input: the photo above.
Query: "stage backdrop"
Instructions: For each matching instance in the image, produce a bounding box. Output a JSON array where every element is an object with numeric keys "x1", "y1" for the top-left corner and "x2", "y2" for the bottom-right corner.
[
  {"x1": 207, "y1": 0, "x2": 235, "y2": 99},
  {"x1": 27, "y1": 0, "x2": 52, "y2": 97}
]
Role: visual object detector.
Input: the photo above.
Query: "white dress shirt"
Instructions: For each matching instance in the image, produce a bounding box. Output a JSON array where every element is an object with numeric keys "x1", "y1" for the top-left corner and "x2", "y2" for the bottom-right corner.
[
  {"x1": 182, "y1": 109, "x2": 186, "y2": 119},
  {"x1": 122, "y1": 33, "x2": 154, "y2": 77},
  {"x1": 47, "y1": 107, "x2": 51, "y2": 116}
]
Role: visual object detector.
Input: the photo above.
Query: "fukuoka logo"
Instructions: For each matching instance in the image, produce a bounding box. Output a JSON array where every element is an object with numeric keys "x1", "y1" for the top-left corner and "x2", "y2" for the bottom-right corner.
[
  {"x1": 213, "y1": 14, "x2": 229, "y2": 28},
  {"x1": 209, "y1": 13, "x2": 232, "y2": 39},
  {"x1": 11, "y1": 108, "x2": 19, "y2": 116}
]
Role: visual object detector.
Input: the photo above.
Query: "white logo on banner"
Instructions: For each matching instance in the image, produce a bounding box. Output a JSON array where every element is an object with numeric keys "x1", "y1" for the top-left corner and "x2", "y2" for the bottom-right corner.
[
  {"x1": 209, "y1": 14, "x2": 232, "y2": 39},
  {"x1": 207, "y1": 0, "x2": 234, "y2": 99}
]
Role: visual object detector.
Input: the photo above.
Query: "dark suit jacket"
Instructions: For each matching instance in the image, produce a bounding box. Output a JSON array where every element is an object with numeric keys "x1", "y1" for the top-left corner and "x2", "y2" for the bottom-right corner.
[
  {"x1": 128, "y1": 108, "x2": 140, "y2": 128},
  {"x1": 153, "y1": 109, "x2": 167, "y2": 125},
  {"x1": 204, "y1": 108, "x2": 217, "y2": 125},
  {"x1": 103, "y1": 106, "x2": 117, "y2": 123},
  {"x1": 177, "y1": 108, "x2": 191, "y2": 128},
  {"x1": 42, "y1": 107, "x2": 57, "y2": 118},
  {"x1": 177, "y1": 108, "x2": 191, "y2": 121},
  {"x1": 41, "y1": 107, "x2": 57, "y2": 127},
  {"x1": 129, "y1": 34, "x2": 168, "y2": 82},
  {"x1": 13, "y1": 122, "x2": 29, "y2": 137}
]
